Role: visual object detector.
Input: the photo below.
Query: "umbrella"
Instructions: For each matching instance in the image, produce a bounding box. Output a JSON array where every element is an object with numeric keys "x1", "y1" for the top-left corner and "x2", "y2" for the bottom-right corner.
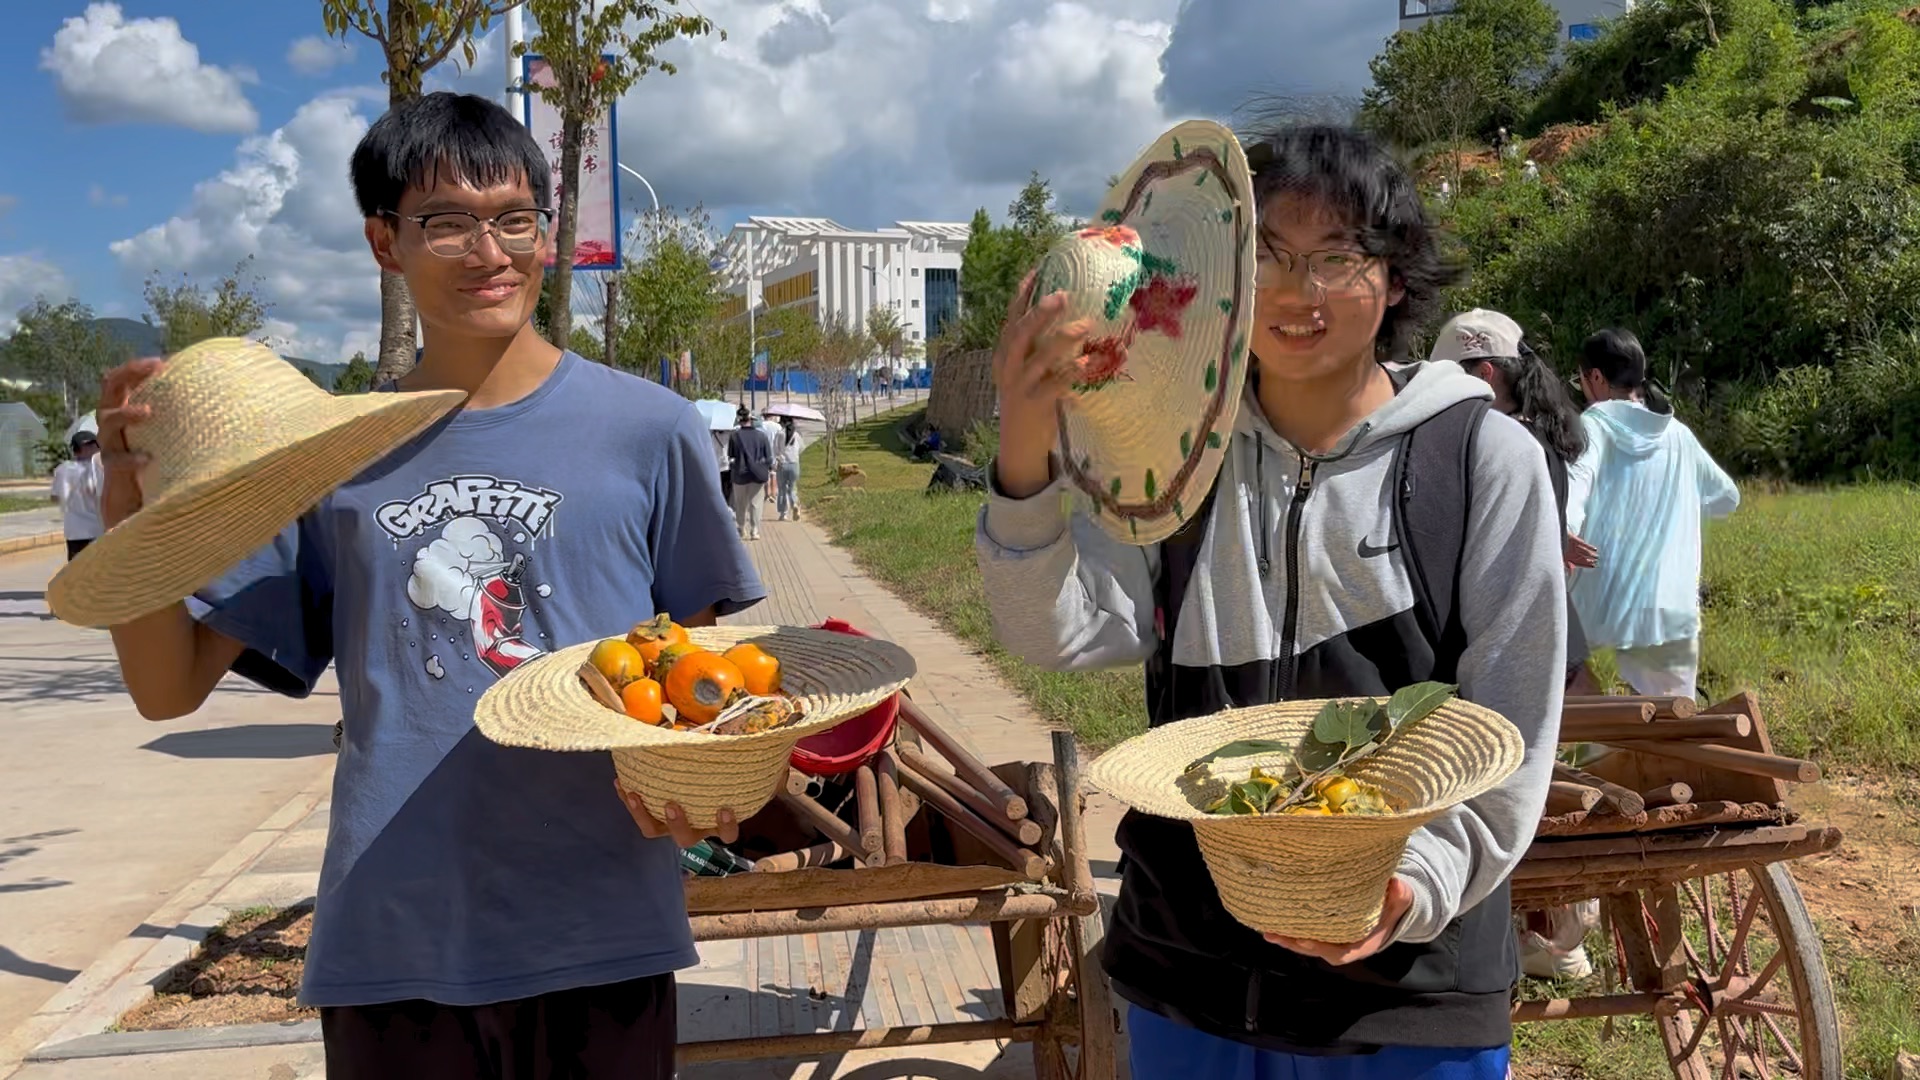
[
  {"x1": 763, "y1": 403, "x2": 826, "y2": 422},
  {"x1": 691, "y1": 399, "x2": 737, "y2": 431}
]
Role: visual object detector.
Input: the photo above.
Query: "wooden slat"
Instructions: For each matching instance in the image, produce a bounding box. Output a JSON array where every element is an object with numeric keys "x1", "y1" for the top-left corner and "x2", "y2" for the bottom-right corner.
[
  {"x1": 686, "y1": 861, "x2": 1027, "y2": 914},
  {"x1": 1533, "y1": 799, "x2": 1787, "y2": 838},
  {"x1": 1605, "y1": 739, "x2": 1819, "y2": 784}
]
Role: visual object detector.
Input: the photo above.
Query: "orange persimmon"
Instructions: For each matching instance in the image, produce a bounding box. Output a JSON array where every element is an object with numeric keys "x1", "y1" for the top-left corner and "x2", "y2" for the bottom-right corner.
[
  {"x1": 626, "y1": 614, "x2": 691, "y2": 668},
  {"x1": 723, "y1": 643, "x2": 782, "y2": 696},
  {"x1": 661, "y1": 650, "x2": 745, "y2": 726},
  {"x1": 620, "y1": 678, "x2": 665, "y2": 725},
  {"x1": 588, "y1": 639, "x2": 646, "y2": 688}
]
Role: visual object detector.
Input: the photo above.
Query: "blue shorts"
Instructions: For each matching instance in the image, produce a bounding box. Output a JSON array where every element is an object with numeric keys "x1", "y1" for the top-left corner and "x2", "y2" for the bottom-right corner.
[{"x1": 1127, "y1": 1006, "x2": 1511, "y2": 1080}]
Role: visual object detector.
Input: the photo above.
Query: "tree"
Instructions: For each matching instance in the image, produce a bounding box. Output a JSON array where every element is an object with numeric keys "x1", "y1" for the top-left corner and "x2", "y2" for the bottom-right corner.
[
  {"x1": 142, "y1": 257, "x2": 270, "y2": 354},
  {"x1": 1, "y1": 299, "x2": 127, "y2": 424},
  {"x1": 615, "y1": 205, "x2": 725, "y2": 376},
  {"x1": 322, "y1": 0, "x2": 520, "y2": 384},
  {"x1": 690, "y1": 318, "x2": 750, "y2": 395},
  {"x1": 1360, "y1": 0, "x2": 1559, "y2": 153},
  {"x1": 335, "y1": 351, "x2": 377, "y2": 394},
  {"x1": 865, "y1": 304, "x2": 907, "y2": 373},
  {"x1": 760, "y1": 304, "x2": 821, "y2": 391},
  {"x1": 517, "y1": 0, "x2": 721, "y2": 349},
  {"x1": 802, "y1": 317, "x2": 870, "y2": 472},
  {"x1": 567, "y1": 325, "x2": 604, "y2": 360},
  {"x1": 951, "y1": 175, "x2": 1069, "y2": 351}
]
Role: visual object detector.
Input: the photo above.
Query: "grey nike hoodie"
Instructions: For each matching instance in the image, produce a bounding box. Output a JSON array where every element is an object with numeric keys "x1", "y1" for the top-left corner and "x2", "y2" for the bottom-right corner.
[{"x1": 975, "y1": 360, "x2": 1566, "y2": 1052}]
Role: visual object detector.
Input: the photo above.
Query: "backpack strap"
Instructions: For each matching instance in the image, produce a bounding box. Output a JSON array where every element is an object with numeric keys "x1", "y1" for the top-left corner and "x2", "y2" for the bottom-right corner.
[
  {"x1": 1390, "y1": 397, "x2": 1491, "y2": 679},
  {"x1": 1145, "y1": 484, "x2": 1218, "y2": 726}
]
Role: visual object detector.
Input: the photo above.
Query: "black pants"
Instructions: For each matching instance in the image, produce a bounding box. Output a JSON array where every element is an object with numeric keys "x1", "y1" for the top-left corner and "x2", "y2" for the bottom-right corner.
[
  {"x1": 720, "y1": 469, "x2": 733, "y2": 506},
  {"x1": 65, "y1": 538, "x2": 92, "y2": 560},
  {"x1": 321, "y1": 973, "x2": 675, "y2": 1080}
]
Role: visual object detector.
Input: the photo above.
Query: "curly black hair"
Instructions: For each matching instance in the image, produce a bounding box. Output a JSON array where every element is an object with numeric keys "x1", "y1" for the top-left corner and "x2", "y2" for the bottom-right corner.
[{"x1": 1240, "y1": 124, "x2": 1461, "y2": 363}]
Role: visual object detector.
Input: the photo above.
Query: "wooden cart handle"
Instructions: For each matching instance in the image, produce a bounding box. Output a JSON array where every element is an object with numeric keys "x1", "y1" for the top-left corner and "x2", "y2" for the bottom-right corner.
[
  {"x1": 897, "y1": 698, "x2": 1028, "y2": 821},
  {"x1": 1606, "y1": 739, "x2": 1820, "y2": 784}
]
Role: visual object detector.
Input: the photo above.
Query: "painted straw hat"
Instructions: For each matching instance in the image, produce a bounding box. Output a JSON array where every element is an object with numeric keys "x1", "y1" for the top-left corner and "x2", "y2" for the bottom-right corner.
[
  {"x1": 47, "y1": 339, "x2": 464, "y2": 628},
  {"x1": 1032, "y1": 118, "x2": 1256, "y2": 545},
  {"x1": 473, "y1": 625, "x2": 917, "y2": 831},
  {"x1": 1086, "y1": 699, "x2": 1525, "y2": 941}
]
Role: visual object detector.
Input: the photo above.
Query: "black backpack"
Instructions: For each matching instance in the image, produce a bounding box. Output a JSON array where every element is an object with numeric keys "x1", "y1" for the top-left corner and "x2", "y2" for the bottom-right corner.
[{"x1": 1147, "y1": 397, "x2": 1491, "y2": 722}]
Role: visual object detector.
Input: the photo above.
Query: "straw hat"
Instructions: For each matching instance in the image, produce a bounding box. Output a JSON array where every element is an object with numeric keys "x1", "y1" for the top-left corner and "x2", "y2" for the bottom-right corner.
[
  {"x1": 1034, "y1": 118, "x2": 1256, "y2": 545},
  {"x1": 1087, "y1": 699, "x2": 1525, "y2": 941},
  {"x1": 47, "y1": 339, "x2": 464, "y2": 628},
  {"x1": 473, "y1": 625, "x2": 917, "y2": 831}
]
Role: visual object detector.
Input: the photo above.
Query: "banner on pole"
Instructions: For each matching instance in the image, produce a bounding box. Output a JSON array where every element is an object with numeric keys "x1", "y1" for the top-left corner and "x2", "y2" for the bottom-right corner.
[{"x1": 522, "y1": 54, "x2": 621, "y2": 270}]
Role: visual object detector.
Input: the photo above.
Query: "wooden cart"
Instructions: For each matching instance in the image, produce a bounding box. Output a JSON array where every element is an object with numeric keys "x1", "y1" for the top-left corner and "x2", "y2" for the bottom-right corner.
[
  {"x1": 1511, "y1": 692, "x2": 1846, "y2": 1078},
  {"x1": 674, "y1": 728, "x2": 1117, "y2": 1079}
]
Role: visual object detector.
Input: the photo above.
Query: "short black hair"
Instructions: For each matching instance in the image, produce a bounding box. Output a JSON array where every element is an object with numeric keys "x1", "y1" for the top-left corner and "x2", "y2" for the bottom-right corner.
[
  {"x1": 1240, "y1": 124, "x2": 1460, "y2": 363},
  {"x1": 350, "y1": 91, "x2": 551, "y2": 218}
]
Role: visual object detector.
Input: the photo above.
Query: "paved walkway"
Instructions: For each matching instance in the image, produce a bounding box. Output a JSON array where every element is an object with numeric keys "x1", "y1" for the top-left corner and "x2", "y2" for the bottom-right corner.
[
  {"x1": 0, "y1": 509, "x2": 61, "y2": 552},
  {"x1": 5, "y1": 516, "x2": 1126, "y2": 1080}
]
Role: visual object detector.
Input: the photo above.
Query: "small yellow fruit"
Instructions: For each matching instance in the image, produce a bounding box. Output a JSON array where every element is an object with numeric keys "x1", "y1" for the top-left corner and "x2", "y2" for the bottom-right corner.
[{"x1": 589, "y1": 639, "x2": 647, "y2": 687}]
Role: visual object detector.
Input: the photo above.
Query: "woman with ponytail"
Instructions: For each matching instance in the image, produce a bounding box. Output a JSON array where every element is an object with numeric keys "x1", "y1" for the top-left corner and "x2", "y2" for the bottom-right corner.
[{"x1": 1567, "y1": 327, "x2": 1739, "y2": 701}]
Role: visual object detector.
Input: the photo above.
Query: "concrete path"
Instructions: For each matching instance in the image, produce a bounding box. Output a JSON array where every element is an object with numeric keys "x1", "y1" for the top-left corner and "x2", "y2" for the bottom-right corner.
[
  {"x1": 0, "y1": 546, "x2": 339, "y2": 1076},
  {"x1": 2, "y1": 511, "x2": 1126, "y2": 1079},
  {"x1": 0, "y1": 510, "x2": 61, "y2": 553}
]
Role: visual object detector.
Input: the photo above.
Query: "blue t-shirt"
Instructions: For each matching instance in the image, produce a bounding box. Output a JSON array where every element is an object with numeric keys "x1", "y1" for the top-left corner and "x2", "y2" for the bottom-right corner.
[{"x1": 195, "y1": 353, "x2": 766, "y2": 1007}]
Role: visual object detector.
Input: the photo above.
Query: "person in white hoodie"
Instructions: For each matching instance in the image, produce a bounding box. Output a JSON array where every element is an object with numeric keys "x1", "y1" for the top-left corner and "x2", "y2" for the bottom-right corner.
[
  {"x1": 1566, "y1": 328, "x2": 1739, "y2": 699},
  {"x1": 50, "y1": 431, "x2": 105, "y2": 559}
]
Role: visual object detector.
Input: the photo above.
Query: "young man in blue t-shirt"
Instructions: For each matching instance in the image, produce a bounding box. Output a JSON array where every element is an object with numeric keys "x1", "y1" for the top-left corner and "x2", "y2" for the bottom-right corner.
[{"x1": 90, "y1": 92, "x2": 763, "y2": 1077}]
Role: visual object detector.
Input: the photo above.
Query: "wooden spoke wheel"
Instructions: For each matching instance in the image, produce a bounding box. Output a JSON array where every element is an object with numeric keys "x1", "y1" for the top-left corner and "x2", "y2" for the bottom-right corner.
[
  {"x1": 1031, "y1": 906, "x2": 1116, "y2": 1080},
  {"x1": 1606, "y1": 863, "x2": 1842, "y2": 1080}
]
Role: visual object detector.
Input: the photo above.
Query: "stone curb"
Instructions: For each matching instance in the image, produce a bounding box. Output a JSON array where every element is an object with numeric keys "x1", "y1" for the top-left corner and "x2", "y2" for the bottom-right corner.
[
  {"x1": 0, "y1": 769, "x2": 331, "y2": 1074},
  {"x1": 0, "y1": 531, "x2": 61, "y2": 556},
  {"x1": 29, "y1": 1020, "x2": 321, "y2": 1063}
]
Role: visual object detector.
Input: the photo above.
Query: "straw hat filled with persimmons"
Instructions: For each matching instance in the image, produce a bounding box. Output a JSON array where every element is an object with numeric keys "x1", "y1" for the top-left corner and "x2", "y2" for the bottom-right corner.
[{"x1": 473, "y1": 621, "x2": 915, "y2": 830}]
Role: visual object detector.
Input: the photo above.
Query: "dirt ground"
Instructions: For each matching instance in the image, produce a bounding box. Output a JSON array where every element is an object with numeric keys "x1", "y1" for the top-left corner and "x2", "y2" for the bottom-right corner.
[{"x1": 117, "y1": 906, "x2": 315, "y2": 1031}]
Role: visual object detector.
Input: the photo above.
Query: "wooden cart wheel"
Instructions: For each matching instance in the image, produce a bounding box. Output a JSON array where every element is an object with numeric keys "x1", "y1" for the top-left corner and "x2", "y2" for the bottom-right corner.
[
  {"x1": 1030, "y1": 906, "x2": 1116, "y2": 1080},
  {"x1": 1607, "y1": 863, "x2": 1842, "y2": 1080}
]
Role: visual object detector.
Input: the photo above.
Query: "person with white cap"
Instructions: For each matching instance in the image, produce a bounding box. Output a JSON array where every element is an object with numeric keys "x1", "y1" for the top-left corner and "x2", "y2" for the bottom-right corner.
[{"x1": 49, "y1": 430, "x2": 104, "y2": 560}]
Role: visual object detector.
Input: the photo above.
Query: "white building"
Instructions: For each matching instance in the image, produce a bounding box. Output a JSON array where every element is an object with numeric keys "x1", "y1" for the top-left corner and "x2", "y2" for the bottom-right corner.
[
  {"x1": 713, "y1": 217, "x2": 968, "y2": 352},
  {"x1": 1398, "y1": 0, "x2": 1635, "y2": 43}
]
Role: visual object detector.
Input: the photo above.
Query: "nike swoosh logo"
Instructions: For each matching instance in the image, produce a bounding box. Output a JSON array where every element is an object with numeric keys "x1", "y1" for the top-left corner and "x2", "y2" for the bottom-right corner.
[{"x1": 1358, "y1": 536, "x2": 1399, "y2": 559}]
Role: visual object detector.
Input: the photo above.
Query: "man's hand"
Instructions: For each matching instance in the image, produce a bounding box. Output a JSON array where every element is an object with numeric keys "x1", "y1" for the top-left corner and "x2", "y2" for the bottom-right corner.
[
  {"x1": 615, "y1": 781, "x2": 739, "y2": 847},
  {"x1": 95, "y1": 358, "x2": 166, "y2": 530},
  {"x1": 1264, "y1": 876, "x2": 1414, "y2": 967}
]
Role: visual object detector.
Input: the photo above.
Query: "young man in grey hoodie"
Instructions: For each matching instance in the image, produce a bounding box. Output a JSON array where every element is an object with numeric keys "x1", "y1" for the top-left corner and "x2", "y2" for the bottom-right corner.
[{"x1": 976, "y1": 127, "x2": 1567, "y2": 1078}]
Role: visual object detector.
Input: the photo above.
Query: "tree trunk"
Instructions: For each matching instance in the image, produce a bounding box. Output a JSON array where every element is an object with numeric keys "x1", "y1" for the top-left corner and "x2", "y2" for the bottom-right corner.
[
  {"x1": 549, "y1": 111, "x2": 583, "y2": 349},
  {"x1": 375, "y1": 272, "x2": 419, "y2": 384},
  {"x1": 603, "y1": 276, "x2": 618, "y2": 366},
  {"x1": 376, "y1": 41, "x2": 420, "y2": 385}
]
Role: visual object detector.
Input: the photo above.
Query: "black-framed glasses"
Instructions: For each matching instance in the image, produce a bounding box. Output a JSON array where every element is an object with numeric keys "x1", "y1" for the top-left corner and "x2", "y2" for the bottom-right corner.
[
  {"x1": 1254, "y1": 232, "x2": 1374, "y2": 290},
  {"x1": 385, "y1": 208, "x2": 554, "y2": 257}
]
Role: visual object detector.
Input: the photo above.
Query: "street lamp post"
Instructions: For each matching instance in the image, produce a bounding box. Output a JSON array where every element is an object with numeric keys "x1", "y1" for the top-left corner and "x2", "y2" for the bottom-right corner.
[{"x1": 617, "y1": 163, "x2": 662, "y2": 253}]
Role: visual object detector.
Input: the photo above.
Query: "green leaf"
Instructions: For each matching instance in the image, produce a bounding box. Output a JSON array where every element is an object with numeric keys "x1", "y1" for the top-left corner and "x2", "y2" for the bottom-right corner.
[
  {"x1": 1206, "y1": 431, "x2": 1223, "y2": 449},
  {"x1": 1172, "y1": 138, "x2": 1183, "y2": 160},
  {"x1": 1313, "y1": 698, "x2": 1386, "y2": 750},
  {"x1": 1173, "y1": 498, "x2": 1186, "y2": 520},
  {"x1": 1205, "y1": 363, "x2": 1218, "y2": 391},
  {"x1": 1385, "y1": 682, "x2": 1457, "y2": 732},
  {"x1": 1295, "y1": 736, "x2": 1345, "y2": 773},
  {"x1": 1184, "y1": 738, "x2": 1294, "y2": 774},
  {"x1": 1218, "y1": 298, "x2": 1232, "y2": 313},
  {"x1": 1220, "y1": 209, "x2": 1233, "y2": 223},
  {"x1": 1110, "y1": 476, "x2": 1122, "y2": 498},
  {"x1": 1195, "y1": 170, "x2": 1209, "y2": 186},
  {"x1": 1144, "y1": 469, "x2": 1158, "y2": 499},
  {"x1": 1101, "y1": 209, "x2": 1124, "y2": 224},
  {"x1": 1180, "y1": 430, "x2": 1193, "y2": 457}
]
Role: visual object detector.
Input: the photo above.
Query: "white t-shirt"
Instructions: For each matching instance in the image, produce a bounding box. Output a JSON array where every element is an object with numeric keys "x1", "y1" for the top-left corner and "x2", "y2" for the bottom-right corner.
[
  {"x1": 778, "y1": 429, "x2": 806, "y2": 465},
  {"x1": 51, "y1": 455, "x2": 105, "y2": 540}
]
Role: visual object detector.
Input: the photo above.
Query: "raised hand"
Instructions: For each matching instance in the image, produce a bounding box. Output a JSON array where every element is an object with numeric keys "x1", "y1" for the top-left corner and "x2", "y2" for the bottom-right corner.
[
  {"x1": 991, "y1": 271, "x2": 1091, "y2": 499},
  {"x1": 94, "y1": 358, "x2": 166, "y2": 529}
]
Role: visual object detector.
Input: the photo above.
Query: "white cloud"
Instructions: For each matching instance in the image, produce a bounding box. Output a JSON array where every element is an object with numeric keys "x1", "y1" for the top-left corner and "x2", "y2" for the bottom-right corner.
[
  {"x1": 0, "y1": 255, "x2": 76, "y2": 333},
  {"x1": 88, "y1": 184, "x2": 128, "y2": 208},
  {"x1": 111, "y1": 92, "x2": 378, "y2": 360},
  {"x1": 40, "y1": 2, "x2": 258, "y2": 134},
  {"x1": 287, "y1": 35, "x2": 353, "y2": 76},
  {"x1": 1157, "y1": 0, "x2": 1390, "y2": 118}
]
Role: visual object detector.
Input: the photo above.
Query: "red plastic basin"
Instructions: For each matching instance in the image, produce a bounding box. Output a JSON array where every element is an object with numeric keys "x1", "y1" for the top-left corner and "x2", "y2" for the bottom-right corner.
[{"x1": 788, "y1": 618, "x2": 902, "y2": 776}]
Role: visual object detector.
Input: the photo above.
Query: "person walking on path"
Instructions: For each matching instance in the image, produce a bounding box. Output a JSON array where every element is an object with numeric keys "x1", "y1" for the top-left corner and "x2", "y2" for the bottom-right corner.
[
  {"x1": 50, "y1": 430, "x2": 104, "y2": 560},
  {"x1": 1566, "y1": 328, "x2": 1738, "y2": 700},
  {"x1": 1432, "y1": 308, "x2": 1600, "y2": 694},
  {"x1": 88, "y1": 91, "x2": 763, "y2": 1078},
  {"x1": 728, "y1": 405, "x2": 773, "y2": 540},
  {"x1": 977, "y1": 124, "x2": 1564, "y2": 1079},
  {"x1": 775, "y1": 414, "x2": 804, "y2": 521},
  {"x1": 761, "y1": 410, "x2": 784, "y2": 508}
]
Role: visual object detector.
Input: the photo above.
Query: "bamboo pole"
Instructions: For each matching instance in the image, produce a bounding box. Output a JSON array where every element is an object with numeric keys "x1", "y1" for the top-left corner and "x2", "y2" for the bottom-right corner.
[
  {"x1": 1553, "y1": 762, "x2": 1646, "y2": 816},
  {"x1": 1606, "y1": 740, "x2": 1820, "y2": 784},
  {"x1": 1640, "y1": 783, "x2": 1693, "y2": 809},
  {"x1": 876, "y1": 747, "x2": 908, "y2": 865},
  {"x1": 898, "y1": 743, "x2": 1044, "y2": 847},
  {"x1": 751, "y1": 840, "x2": 858, "y2": 873},
  {"x1": 1562, "y1": 701, "x2": 1656, "y2": 725},
  {"x1": 896, "y1": 761, "x2": 1048, "y2": 880},
  {"x1": 1559, "y1": 714, "x2": 1751, "y2": 744},
  {"x1": 854, "y1": 763, "x2": 883, "y2": 860},
  {"x1": 896, "y1": 698, "x2": 1028, "y2": 821}
]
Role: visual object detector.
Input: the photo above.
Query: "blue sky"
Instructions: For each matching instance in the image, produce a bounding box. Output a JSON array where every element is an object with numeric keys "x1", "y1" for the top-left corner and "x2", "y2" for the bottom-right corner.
[{"x1": 0, "y1": 0, "x2": 1393, "y2": 360}]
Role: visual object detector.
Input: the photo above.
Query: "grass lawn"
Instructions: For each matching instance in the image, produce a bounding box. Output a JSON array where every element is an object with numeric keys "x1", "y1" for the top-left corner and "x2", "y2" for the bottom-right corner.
[
  {"x1": 803, "y1": 407, "x2": 1920, "y2": 1078},
  {"x1": 0, "y1": 494, "x2": 46, "y2": 515}
]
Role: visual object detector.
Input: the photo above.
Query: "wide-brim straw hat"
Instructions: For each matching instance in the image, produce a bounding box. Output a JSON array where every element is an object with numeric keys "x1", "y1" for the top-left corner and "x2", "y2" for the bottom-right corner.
[
  {"x1": 1034, "y1": 118, "x2": 1256, "y2": 546},
  {"x1": 1087, "y1": 699, "x2": 1525, "y2": 941},
  {"x1": 473, "y1": 625, "x2": 916, "y2": 831},
  {"x1": 48, "y1": 338, "x2": 464, "y2": 628}
]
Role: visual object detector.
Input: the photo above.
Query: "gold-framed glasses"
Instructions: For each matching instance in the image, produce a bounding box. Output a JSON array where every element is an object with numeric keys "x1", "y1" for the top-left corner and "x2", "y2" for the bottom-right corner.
[{"x1": 387, "y1": 208, "x2": 554, "y2": 257}]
